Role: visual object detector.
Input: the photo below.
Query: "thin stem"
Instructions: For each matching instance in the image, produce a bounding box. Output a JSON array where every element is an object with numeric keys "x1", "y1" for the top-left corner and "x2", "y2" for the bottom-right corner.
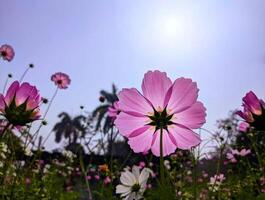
[
  {"x1": 2, "y1": 76, "x2": 10, "y2": 94},
  {"x1": 0, "y1": 122, "x2": 11, "y2": 139},
  {"x1": 109, "y1": 126, "x2": 114, "y2": 181},
  {"x1": 19, "y1": 67, "x2": 31, "y2": 83},
  {"x1": 79, "y1": 153, "x2": 93, "y2": 200},
  {"x1": 159, "y1": 128, "x2": 165, "y2": 186},
  {"x1": 31, "y1": 87, "x2": 59, "y2": 142}
]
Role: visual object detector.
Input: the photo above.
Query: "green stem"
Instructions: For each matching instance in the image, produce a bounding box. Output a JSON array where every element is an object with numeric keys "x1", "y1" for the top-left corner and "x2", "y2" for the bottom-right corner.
[
  {"x1": 159, "y1": 128, "x2": 165, "y2": 186},
  {"x1": 19, "y1": 66, "x2": 31, "y2": 83},
  {"x1": 79, "y1": 153, "x2": 93, "y2": 200},
  {"x1": 0, "y1": 122, "x2": 11, "y2": 140},
  {"x1": 31, "y1": 87, "x2": 59, "y2": 143}
]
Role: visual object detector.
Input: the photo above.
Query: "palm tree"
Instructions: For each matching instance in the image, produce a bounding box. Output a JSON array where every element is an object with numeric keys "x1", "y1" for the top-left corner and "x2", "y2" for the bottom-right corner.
[
  {"x1": 92, "y1": 84, "x2": 118, "y2": 133},
  {"x1": 53, "y1": 112, "x2": 87, "y2": 145},
  {"x1": 92, "y1": 84, "x2": 120, "y2": 156}
]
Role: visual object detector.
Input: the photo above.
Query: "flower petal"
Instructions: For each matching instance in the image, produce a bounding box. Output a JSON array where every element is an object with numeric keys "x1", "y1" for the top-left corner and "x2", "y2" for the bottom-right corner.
[
  {"x1": 0, "y1": 94, "x2": 5, "y2": 112},
  {"x1": 139, "y1": 168, "x2": 150, "y2": 186},
  {"x1": 132, "y1": 166, "x2": 140, "y2": 180},
  {"x1": 166, "y1": 78, "x2": 199, "y2": 114},
  {"x1": 120, "y1": 171, "x2": 136, "y2": 186},
  {"x1": 15, "y1": 82, "x2": 34, "y2": 106},
  {"x1": 172, "y1": 101, "x2": 206, "y2": 129},
  {"x1": 243, "y1": 91, "x2": 262, "y2": 115},
  {"x1": 115, "y1": 112, "x2": 149, "y2": 137},
  {"x1": 5, "y1": 81, "x2": 19, "y2": 105},
  {"x1": 141, "y1": 70, "x2": 172, "y2": 110},
  {"x1": 118, "y1": 88, "x2": 153, "y2": 116},
  {"x1": 168, "y1": 125, "x2": 201, "y2": 150},
  {"x1": 116, "y1": 184, "x2": 131, "y2": 194},
  {"x1": 151, "y1": 130, "x2": 177, "y2": 157},
  {"x1": 128, "y1": 128, "x2": 154, "y2": 153}
]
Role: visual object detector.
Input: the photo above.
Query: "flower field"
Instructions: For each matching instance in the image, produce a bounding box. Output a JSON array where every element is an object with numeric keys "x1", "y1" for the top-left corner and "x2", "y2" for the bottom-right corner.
[{"x1": 0, "y1": 44, "x2": 264, "y2": 200}]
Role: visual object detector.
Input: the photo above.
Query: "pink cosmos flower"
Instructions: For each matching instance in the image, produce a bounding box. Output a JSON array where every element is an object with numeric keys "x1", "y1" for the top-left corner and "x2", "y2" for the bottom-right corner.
[
  {"x1": 0, "y1": 81, "x2": 41, "y2": 126},
  {"x1": 138, "y1": 161, "x2": 146, "y2": 169},
  {"x1": 104, "y1": 176, "x2": 111, "y2": 185},
  {"x1": 210, "y1": 174, "x2": 225, "y2": 184},
  {"x1": 226, "y1": 152, "x2": 237, "y2": 163},
  {"x1": 0, "y1": 119, "x2": 8, "y2": 134},
  {"x1": 25, "y1": 178, "x2": 31, "y2": 185},
  {"x1": 226, "y1": 148, "x2": 251, "y2": 163},
  {"x1": 115, "y1": 70, "x2": 206, "y2": 157},
  {"x1": 0, "y1": 44, "x2": 15, "y2": 62},
  {"x1": 238, "y1": 148, "x2": 251, "y2": 157},
  {"x1": 86, "y1": 175, "x2": 92, "y2": 181},
  {"x1": 237, "y1": 122, "x2": 249, "y2": 132},
  {"x1": 107, "y1": 101, "x2": 120, "y2": 120},
  {"x1": 51, "y1": 72, "x2": 71, "y2": 89},
  {"x1": 94, "y1": 175, "x2": 100, "y2": 180},
  {"x1": 237, "y1": 91, "x2": 265, "y2": 130}
]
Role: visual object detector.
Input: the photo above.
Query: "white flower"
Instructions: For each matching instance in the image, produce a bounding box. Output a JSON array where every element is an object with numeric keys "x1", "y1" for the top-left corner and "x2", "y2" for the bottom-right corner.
[
  {"x1": 0, "y1": 143, "x2": 8, "y2": 153},
  {"x1": 116, "y1": 165, "x2": 150, "y2": 200},
  {"x1": 208, "y1": 174, "x2": 226, "y2": 192},
  {"x1": 43, "y1": 164, "x2": 51, "y2": 174},
  {"x1": 62, "y1": 150, "x2": 76, "y2": 162},
  {"x1": 164, "y1": 160, "x2": 171, "y2": 170},
  {"x1": 24, "y1": 147, "x2": 33, "y2": 156}
]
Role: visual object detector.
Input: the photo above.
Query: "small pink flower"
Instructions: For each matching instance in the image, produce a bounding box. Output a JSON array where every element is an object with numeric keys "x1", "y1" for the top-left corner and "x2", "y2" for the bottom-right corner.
[
  {"x1": 260, "y1": 177, "x2": 265, "y2": 185},
  {"x1": 226, "y1": 152, "x2": 237, "y2": 163},
  {"x1": 238, "y1": 122, "x2": 250, "y2": 132},
  {"x1": 25, "y1": 178, "x2": 31, "y2": 185},
  {"x1": 0, "y1": 119, "x2": 8, "y2": 134},
  {"x1": 115, "y1": 70, "x2": 206, "y2": 157},
  {"x1": 51, "y1": 72, "x2": 71, "y2": 89},
  {"x1": 210, "y1": 174, "x2": 225, "y2": 184},
  {"x1": 86, "y1": 175, "x2": 92, "y2": 180},
  {"x1": 146, "y1": 184, "x2": 152, "y2": 189},
  {"x1": 94, "y1": 175, "x2": 100, "y2": 180},
  {"x1": 0, "y1": 44, "x2": 15, "y2": 62},
  {"x1": 0, "y1": 81, "x2": 41, "y2": 126},
  {"x1": 202, "y1": 171, "x2": 208, "y2": 178},
  {"x1": 238, "y1": 149, "x2": 251, "y2": 156},
  {"x1": 139, "y1": 161, "x2": 146, "y2": 169},
  {"x1": 103, "y1": 176, "x2": 111, "y2": 185},
  {"x1": 198, "y1": 178, "x2": 203, "y2": 183},
  {"x1": 107, "y1": 101, "x2": 120, "y2": 120},
  {"x1": 237, "y1": 91, "x2": 265, "y2": 130}
]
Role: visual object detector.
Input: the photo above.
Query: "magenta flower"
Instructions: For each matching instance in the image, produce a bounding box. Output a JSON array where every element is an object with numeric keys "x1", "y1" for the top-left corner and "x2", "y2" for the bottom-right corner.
[
  {"x1": 237, "y1": 91, "x2": 265, "y2": 130},
  {"x1": 107, "y1": 101, "x2": 120, "y2": 120},
  {"x1": 0, "y1": 44, "x2": 15, "y2": 62},
  {"x1": 115, "y1": 70, "x2": 206, "y2": 157},
  {"x1": 0, "y1": 119, "x2": 8, "y2": 134},
  {"x1": 0, "y1": 81, "x2": 41, "y2": 126},
  {"x1": 238, "y1": 148, "x2": 251, "y2": 157},
  {"x1": 237, "y1": 122, "x2": 249, "y2": 132},
  {"x1": 103, "y1": 176, "x2": 111, "y2": 185},
  {"x1": 94, "y1": 175, "x2": 100, "y2": 180},
  {"x1": 51, "y1": 72, "x2": 71, "y2": 89},
  {"x1": 226, "y1": 152, "x2": 237, "y2": 163}
]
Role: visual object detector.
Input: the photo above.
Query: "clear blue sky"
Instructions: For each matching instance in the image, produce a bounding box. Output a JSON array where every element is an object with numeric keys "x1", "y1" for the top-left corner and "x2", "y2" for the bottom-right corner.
[{"x1": 1, "y1": 0, "x2": 265, "y2": 151}]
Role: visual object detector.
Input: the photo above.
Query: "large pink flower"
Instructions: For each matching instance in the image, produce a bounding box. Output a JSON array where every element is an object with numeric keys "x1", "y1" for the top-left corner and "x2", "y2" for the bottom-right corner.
[
  {"x1": 0, "y1": 81, "x2": 41, "y2": 126},
  {"x1": 115, "y1": 70, "x2": 206, "y2": 157},
  {"x1": 236, "y1": 91, "x2": 265, "y2": 131},
  {"x1": 51, "y1": 72, "x2": 71, "y2": 89},
  {"x1": 0, "y1": 44, "x2": 15, "y2": 62}
]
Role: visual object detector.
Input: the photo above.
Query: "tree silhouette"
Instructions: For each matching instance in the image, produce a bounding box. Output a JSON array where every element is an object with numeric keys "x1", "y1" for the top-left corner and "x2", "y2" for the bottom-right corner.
[
  {"x1": 53, "y1": 112, "x2": 87, "y2": 145},
  {"x1": 92, "y1": 84, "x2": 118, "y2": 133},
  {"x1": 92, "y1": 84, "x2": 121, "y2": 156}
]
